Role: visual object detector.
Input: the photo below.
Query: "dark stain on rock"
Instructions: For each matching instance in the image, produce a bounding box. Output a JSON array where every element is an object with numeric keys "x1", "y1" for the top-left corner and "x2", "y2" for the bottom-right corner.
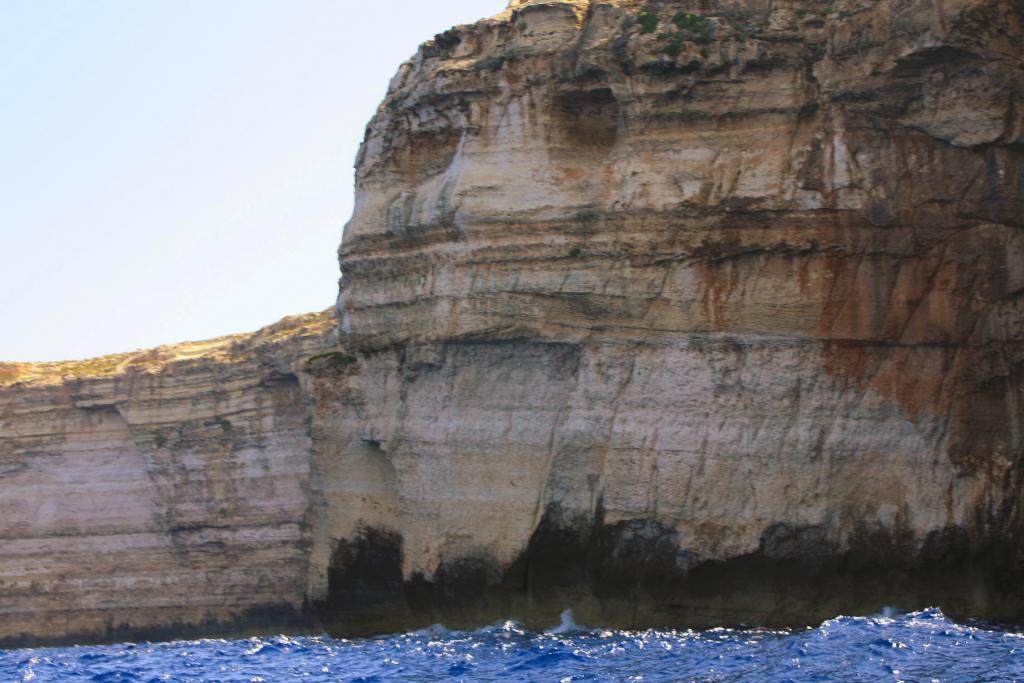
[
  {"x1": 0, "y1": 604, "x2": 311, "y2": 651},
  {"x1": 589, "y1": 516, "x2": 686, "y2": 600},
  {"x1": 324, "y1": 527, "x2": 405, "y2": 613},
  {"x1": 760, "y1": 523, "x2": 834, "y2": 567},
  {"x1": 520, "y1": 503, "x2": 595, "y2": 590},
  {"x1": 318, "y1": 509, "x2": 1024, "y2": 636},
  {"x1": 405, "y1": 554, "x2": 505, "y2": 618}
]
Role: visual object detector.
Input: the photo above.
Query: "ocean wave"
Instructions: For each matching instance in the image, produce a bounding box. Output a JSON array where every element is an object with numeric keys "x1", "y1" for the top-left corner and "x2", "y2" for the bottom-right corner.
[{"x1": 2, "y1": 608, "x2": 1022, "y2": 682}]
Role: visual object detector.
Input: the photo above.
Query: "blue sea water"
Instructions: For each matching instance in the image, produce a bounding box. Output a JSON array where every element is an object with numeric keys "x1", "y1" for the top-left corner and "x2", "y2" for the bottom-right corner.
[{"x1": 1, "y1": 608, "x2": 1021, "y2": 682}]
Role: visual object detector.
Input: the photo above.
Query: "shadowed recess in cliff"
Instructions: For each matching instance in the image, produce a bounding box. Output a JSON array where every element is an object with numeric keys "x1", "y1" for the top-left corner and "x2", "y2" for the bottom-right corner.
[
  {"x1": 5, "y1": 0, "x2": 1024, "y2": 648},
  {"x1": 317, "y1": 504, "x2": 1024, "y2": 636},
  {"x1": 551, "y1": 88, "x2": 620, "y2": 154},
  {"x1": 324, "y1": 527, "x2": 405, "y2": 613}
]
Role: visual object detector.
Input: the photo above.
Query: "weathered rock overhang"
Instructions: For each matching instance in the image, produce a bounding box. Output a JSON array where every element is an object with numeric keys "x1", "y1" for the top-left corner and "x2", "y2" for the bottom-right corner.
[
  {"x1": 2, "y1": 0, "x2": 1024, "y2": 647},
  {"x1": 321, "y1": 0, "x2": 1024, "y2": 635}
]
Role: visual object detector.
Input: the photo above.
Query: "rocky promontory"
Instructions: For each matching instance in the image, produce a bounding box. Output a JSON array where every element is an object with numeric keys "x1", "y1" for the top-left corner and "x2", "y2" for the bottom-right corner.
[
  {"x1": 0, "y1": 313, "x2": 336, "y2": 646},
  {"x1": 2, "y1": 0, "x2": 1023, "y2": 646}
]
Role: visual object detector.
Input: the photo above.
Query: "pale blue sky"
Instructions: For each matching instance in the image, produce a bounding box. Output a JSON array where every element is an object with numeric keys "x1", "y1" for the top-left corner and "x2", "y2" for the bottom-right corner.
[{"x1": 0, "y1": 0, "x2": 506, "y2": 361}]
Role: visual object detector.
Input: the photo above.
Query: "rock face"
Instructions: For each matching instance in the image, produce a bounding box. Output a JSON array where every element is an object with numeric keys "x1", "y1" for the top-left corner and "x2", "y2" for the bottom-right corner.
[
  {"x1": 2, "y1": 0, "x2": 1023, "y2": 646},
  {"x1": 327, "y1": 0, "x2": 1024, "y2": 629},
  {"x1": 0, "y1": 313, "x2": 335, "y2": 646}
]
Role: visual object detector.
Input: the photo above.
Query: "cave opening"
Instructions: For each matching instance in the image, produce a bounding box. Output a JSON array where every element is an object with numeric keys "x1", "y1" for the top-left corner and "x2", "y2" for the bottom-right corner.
[{"x1": 552, "y1": 87, "x2": 620, "y2": 153}]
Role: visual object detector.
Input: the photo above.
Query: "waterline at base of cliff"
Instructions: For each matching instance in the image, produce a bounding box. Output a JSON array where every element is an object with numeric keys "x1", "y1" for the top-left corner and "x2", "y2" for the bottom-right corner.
[
  {"x1": 2, "y1": 608, "x2": 1022, "y2": 682},
  {"x1": 2, "y1": 0, "x2": 1023, "y2": 649}
]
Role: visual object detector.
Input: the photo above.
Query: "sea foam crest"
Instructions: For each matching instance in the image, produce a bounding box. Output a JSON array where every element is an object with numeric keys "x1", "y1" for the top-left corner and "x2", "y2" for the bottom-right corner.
[{"x1": 546, "y1": 609, "x2": 586, "y2": 635}]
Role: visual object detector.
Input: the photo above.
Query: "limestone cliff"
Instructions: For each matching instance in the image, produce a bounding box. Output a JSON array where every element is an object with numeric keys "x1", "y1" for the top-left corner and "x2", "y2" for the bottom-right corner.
[
  {"x1": 0, "y1": 312, "x2": 335, "y2": 646},
  {"x1": 326, "y1": 0, "x2": 1024, "y2": 630},
  {"x1": 2, "y1": 0, "x2": 1023, "y2": 646}
]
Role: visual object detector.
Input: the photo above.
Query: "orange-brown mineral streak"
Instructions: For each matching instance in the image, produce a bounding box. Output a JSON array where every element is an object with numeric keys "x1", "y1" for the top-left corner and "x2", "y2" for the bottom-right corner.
[{"x1": 814, "y1": 213, "x2": 1023, "y2": 472}]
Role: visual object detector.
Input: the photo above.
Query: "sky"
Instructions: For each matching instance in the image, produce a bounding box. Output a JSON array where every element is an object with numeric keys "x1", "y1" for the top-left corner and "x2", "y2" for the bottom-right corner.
[{"x1": 0, "y1": 0, "x2": 507, "y2": 362}]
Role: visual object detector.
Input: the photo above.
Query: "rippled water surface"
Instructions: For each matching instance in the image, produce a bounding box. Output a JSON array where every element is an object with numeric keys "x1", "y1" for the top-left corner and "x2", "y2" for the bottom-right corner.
[{"x1": 2, "y1": 608, "x2": 1021, "y2": 682}]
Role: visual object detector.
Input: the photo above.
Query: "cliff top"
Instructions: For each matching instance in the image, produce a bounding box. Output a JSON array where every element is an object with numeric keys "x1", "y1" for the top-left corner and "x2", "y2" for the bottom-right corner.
[{"x1": 0, "y1": 309, "x2": 336, "y2": 387}]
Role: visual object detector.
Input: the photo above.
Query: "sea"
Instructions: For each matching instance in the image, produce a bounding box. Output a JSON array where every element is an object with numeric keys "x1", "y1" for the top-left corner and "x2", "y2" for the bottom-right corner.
[{"x1": 1, "y1": 608, "x2": 1021, "y2": 682}]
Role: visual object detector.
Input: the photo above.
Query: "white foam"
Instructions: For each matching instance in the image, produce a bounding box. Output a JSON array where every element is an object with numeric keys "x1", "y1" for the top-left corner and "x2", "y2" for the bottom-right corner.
[
  {"x1": 409, "y1": 623, "x2": 451, "y2": 638},
  {"x1": 546, "y1": 608, "x2": 585, "y2": 635}
]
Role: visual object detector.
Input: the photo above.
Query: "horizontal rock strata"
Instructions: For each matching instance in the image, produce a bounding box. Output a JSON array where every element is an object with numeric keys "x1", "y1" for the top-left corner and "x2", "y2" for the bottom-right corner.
[
  {"x1": 325, "y1": 0, "x2": 1024, "y2": 630},
  {"x1": 0, "y1": 313, "x2": 336, "y2": 646},
  {"x1": 2, "y1": 0, "x2": 1024, "y2": 646}
]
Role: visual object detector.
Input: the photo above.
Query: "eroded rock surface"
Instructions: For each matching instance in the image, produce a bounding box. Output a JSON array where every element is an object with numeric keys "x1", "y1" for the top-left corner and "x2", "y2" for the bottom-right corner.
[
  {"x1": 325, "y1": 0, "x2": 1024, "y2": 630},
  {"x1": 0, "y1": 313, "x2": 336, "y2": 646},
  {"x1": 2, "y1": 0, "x2": 1023, "y2": 646}
]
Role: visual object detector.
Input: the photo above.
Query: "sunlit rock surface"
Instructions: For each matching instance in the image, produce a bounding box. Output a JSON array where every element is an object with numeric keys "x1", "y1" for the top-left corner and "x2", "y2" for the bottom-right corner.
[
  {"x1": 2, "y1": 0, "x2": 1023, "y2": 646},
  {"x1": 326, "y1": 0, "x2": 1024, "y2": 630},
  {"x1": 0, "y1": 313, "x2": 336, "y2": 646}
]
